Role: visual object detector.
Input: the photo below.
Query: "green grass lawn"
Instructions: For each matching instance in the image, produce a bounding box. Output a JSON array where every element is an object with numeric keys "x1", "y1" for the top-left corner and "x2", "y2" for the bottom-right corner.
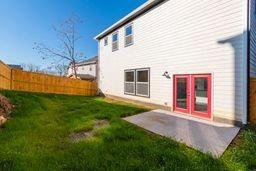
[{"x1": 0, "y1": 91, "x2": 255, "y2": 171}]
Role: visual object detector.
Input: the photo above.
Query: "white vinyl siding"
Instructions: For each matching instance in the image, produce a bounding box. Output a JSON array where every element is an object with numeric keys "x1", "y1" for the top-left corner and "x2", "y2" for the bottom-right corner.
[
  {"x1": 67, "y1": 64, "x2": 97, "y2": 77},
  {"x1": 250, "y1": 0, "x2": 256, "y2": 77},
  {"x1": 99, "y1": 0, "x2": 247, "y2": 123}
]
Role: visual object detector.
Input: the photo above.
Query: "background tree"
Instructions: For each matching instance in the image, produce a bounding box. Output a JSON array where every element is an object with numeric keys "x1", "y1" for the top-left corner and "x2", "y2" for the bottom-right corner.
[
  {"x1": 21, "y1": 63, "x2": 57, "y2": 75},
  {"x1": 21, "y1": 63, "x2": 40, "y2": 72},
  {"x1": 34, "y1": 15, "x2": 86, "y2": 78},
  {"x1": 55, "y1": 63, "x2": 68, "y2": 76}
]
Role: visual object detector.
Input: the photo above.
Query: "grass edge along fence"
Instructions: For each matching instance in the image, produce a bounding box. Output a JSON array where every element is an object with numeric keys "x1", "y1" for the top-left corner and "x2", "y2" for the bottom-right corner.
[{"x1": 0, "y1": 60, "x2": 97, "y2": 96}]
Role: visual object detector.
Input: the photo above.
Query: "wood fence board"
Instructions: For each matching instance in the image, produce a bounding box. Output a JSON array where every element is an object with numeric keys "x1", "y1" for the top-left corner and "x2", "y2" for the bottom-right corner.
[
  {"x1": 250, "y1": 78, "x2": 256, "y2": 123},
  {"x1": 0, "y1": 61, "x2": 11, "y2": 90}
]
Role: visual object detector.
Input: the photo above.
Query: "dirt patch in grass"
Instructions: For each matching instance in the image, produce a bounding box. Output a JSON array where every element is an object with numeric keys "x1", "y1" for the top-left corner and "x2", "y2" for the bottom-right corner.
[
  {"x1": 229, "y1": 129, "x2": 244, "y2": 147},
  {"x1": 70, "y1": 120, "x2": 109, "y2": 142},
  {"x1": 230, "y1": 125, "x2": 256, "y2": 147}
]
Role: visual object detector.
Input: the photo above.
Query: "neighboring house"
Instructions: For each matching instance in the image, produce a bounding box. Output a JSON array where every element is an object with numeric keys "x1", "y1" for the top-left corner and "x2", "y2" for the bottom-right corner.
[
  {"x1": 95, "y1": 0, "x2": 256, "y2": 126},
  {"x1": 67, "y1": 56, "x2": 98, "y2": 81},
  {"x1": 8, "y1": 64, "x2": 23, "y2": 70}
]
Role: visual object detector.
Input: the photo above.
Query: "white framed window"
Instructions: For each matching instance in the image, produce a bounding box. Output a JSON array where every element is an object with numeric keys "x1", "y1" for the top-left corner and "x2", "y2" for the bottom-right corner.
[
  {"x1": 124, "y1": 70, "x2": 135, "y2": 95},
  {"x1": 112, "y1": 32, "x2": 119, "y2": 51},
  {"x1": 104, "y1": 37, "x2": 108, "y2": 46},
  {"x1": 124, "y1": 68, "x2": 150, "y2": 98},
  {"x1": 124, "y1": 24, "x2": 133, "y2": 47},
  {"x1": 136, "y1": 69, "x2": 149, "y2": 97}
]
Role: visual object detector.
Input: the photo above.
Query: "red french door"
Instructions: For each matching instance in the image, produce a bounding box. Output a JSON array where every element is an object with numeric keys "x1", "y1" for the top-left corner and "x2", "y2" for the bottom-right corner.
[
  {"x1": 191, "y1": 74, "x2": 211, "y2": 118},
  {"x1": 173, "y1": 75, "x2": 190, "y2": 114},
  {"x1": 174, "y1": 74, "x2": 212, "y2": 119}
]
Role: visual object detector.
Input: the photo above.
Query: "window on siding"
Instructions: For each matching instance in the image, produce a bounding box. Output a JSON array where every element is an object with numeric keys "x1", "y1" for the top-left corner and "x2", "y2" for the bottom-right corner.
[
  {"x1": 124, "y1": 68, "x2": 150, "y2": 97},
  {"x1": 112, "y1": 32, "x2": 119, "y2": 51},
  {"x1": 104, "y1": 37, "x2": 108, "y2": 46},
  {"x1": 125, "y1": 24, "x2": 133, "y2": 46},
  {"x1": 124, "y1": 70, "x2": 135, "y2": 95},
  {"x1": 136, "y1": 69, "x2": 149, "y2": 97}
]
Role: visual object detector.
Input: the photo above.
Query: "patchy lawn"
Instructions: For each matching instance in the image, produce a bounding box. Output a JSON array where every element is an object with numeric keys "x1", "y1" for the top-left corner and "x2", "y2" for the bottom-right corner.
[{"x1": 0, "y1": 91, "x2": 255, "y2": 171}]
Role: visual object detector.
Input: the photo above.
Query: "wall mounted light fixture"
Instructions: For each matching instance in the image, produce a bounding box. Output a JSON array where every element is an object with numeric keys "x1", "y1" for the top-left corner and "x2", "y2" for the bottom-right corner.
[{"x1": 162, "y1": 71, "x2": 171, "y2": 79}]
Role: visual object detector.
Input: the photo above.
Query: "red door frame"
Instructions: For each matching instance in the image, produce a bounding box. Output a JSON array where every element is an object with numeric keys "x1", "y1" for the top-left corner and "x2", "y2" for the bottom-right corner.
[
  {"x1": 173, "y1": 75, "x2": 190, "y2": 114},
  {"x1": 191, "y1": 74, "x2": 212, "y2": 119},
  {"x1": 173, "y1": 74, "x2": 212, "y2": 119}
]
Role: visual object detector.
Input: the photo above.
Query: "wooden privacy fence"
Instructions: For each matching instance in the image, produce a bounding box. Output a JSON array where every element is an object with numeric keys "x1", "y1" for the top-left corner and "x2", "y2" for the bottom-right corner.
[
  {"x1": 250, "y1": 78, "x2": 256, "y2": 123},
  {"x1": 0, "y1": 60, "x2": 97, "y2": 96}
]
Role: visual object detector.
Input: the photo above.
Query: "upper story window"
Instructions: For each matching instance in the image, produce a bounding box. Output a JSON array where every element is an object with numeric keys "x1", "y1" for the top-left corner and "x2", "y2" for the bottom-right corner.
[
  {"x1": 112, "y1": 32, "x2": 119, "y2": 51},
  {"x1": 104, "y1": 37, "x2": 108, "y2": 46},
  {"x1": 125, "y1": 24, "x2": 133, "y2": 47}
]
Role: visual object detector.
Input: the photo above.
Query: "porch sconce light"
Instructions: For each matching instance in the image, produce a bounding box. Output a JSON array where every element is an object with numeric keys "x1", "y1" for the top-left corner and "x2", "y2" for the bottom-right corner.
[{"x1": 162, "y1": 71, "x2": 171, "y2": 79}]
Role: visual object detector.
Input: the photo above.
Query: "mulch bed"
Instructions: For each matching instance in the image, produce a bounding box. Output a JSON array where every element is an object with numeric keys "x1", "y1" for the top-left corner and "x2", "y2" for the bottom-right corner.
[{"x1": 0, "y1": 94, "x2": 13, "y2": 126}]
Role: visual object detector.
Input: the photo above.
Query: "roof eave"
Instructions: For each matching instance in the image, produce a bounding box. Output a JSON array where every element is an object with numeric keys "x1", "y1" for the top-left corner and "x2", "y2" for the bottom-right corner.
[{"x1": 94, "y1": 0, "x2": 166, "y2": 40}]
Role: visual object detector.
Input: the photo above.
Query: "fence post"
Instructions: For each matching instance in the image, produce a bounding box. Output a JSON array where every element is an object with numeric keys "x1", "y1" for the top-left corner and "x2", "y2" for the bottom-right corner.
[{"x1": 10, "y1": 69, "x2": 12, "y2": 90}]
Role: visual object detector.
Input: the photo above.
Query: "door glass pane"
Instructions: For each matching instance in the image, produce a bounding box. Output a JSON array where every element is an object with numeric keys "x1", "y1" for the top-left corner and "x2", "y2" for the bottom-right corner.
[
  {"x1": 177, "y1": 78, "x2": 187, "y2": 109},
  {"x1": 194, "y1": 78, "x2": 208, "y2": 112}
]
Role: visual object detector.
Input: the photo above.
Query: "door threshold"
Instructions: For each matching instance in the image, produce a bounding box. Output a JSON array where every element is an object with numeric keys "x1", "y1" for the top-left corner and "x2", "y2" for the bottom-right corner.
[{"x1": 153, "y1": 109, "x2": 236, "y2": 127}]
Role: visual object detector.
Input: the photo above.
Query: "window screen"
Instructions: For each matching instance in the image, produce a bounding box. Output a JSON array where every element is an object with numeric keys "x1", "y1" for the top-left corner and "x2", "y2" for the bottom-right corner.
[
  {"x1": 125, "y1": 71, "x2": 135, "y2": 82},
  {"x1": 124, "y1": 68, "x2": 150, "y2": 97},
  {"x1": 136, "y1": 69, "x2": 149, "y2": 97},
  {"x1": 124, "y1": 70, "x2": 135, "y2": 95},
  {"x1": 137, "y1": 70, "x2": 148, "y2": 82}
]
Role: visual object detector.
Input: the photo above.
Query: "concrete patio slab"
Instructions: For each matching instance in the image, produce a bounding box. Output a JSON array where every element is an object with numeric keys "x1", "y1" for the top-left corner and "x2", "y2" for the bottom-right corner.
[{"x1": 123, "y1": 109, "x2": 240, "y2": 157}]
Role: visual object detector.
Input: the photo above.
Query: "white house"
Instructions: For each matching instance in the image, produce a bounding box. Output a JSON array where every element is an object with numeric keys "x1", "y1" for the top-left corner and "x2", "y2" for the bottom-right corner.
[
  {"x1": 67, "y1": 56, "x2": 98, "y2": 81},
  {"x1": 95, "y1": 0, "x2": 256, "y2": 126}
]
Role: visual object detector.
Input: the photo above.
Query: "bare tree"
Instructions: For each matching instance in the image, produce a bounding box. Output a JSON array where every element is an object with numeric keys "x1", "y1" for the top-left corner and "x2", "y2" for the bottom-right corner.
[
  {"x1": 55, "y1": 63, "x2": 68, "y2": 76},
  {"x1": 34, "y1": 15, "x2": 86, "y2": 78}
]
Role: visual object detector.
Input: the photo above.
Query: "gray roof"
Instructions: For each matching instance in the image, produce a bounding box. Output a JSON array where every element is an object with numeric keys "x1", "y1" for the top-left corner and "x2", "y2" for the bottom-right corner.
[
  {"x1": 68, "y1": 74, "x2": 96, "y2": 80},
  {"x1": 8, "y1": 64, "x2": 23, "y2": 70},
  {"x1": 69, "y1": 56, "x2": 98, "y2": 67},
  {"x1": 95, "y1": 0, "x2": 166, "y2": 40},
  {"x1": 76, "y1": 74, "x2": 95, "y2": 80},
  {"x1": 79, "y1": 56, "x2": 98, "y2": 64}
]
